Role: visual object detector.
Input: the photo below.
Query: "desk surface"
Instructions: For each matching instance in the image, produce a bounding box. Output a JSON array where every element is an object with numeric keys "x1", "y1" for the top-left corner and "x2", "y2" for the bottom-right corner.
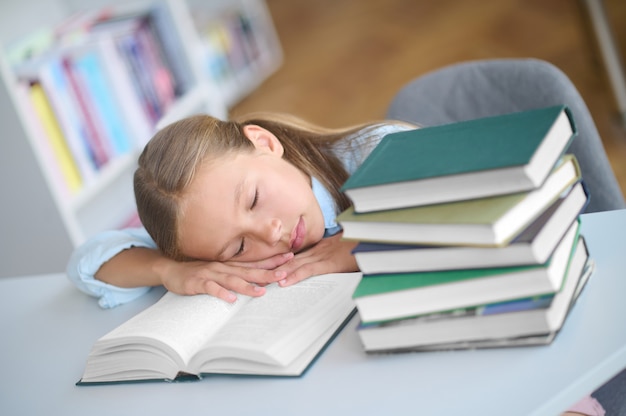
[{"x1": 2, "y1": 210, "x2": 626, "y2": 416}]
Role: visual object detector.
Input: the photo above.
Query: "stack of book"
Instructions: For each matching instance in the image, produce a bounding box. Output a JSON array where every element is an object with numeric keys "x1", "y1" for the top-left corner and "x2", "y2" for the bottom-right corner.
[{"x1": 337, "y1": 105, "x2": 594, "y2": 353}]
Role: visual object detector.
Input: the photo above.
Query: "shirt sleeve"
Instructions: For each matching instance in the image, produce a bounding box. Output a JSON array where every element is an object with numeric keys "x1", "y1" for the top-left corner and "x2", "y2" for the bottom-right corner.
[{"x1": 66, "y1": 227, "x2": 158, "y2": 309}]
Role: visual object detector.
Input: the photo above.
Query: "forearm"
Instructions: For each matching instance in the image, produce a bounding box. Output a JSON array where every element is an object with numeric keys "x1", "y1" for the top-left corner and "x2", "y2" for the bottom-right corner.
[
  {"x1": 95, "y1": 246, "x2": 172, "y2": 288},
  {"x1": 66, "y1": 227, "x2": 158, "y2": 308}
]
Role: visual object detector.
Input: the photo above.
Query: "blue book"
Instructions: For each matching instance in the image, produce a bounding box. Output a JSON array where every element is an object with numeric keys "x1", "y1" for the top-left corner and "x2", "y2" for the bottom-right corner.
[{"x1": 71, "y1": 47, "x2": 134, "y2": 157}]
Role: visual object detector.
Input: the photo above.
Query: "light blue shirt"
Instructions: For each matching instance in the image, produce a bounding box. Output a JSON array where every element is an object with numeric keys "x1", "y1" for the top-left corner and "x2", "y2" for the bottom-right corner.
[{"x1": 66, "y1": 123, "x2": 411, "y2": 308}]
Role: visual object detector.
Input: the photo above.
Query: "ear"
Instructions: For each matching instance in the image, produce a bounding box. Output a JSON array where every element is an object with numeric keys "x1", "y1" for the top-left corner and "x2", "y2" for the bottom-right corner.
[{"x1": 242, "y1": 125, "x2": 284, "y2": 157}]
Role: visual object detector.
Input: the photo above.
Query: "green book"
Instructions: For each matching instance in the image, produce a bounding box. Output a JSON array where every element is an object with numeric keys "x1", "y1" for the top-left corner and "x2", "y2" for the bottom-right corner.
[
  {"x1": 352, "y1": 221, "x2": 581, "y2": 323},
  {"x1": 341, "y1": 105, "x2": 577, "y2": 213},
  {"x1": 337, "y1": 154, "x2": 581, "y2": 247}
]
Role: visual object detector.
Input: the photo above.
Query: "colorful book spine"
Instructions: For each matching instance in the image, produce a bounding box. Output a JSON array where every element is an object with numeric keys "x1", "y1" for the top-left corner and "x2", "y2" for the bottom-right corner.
[
  {"x1": 39, "y1": 57, "x2": 98, "y2": 183},
  {"x1": 28, "y1": 83, "x2": 82, "y2": 194},
  {"x1": 70, "y1": 48, "x2": 134, "y2": 157},
  {"x1": 62, "y1": 58, "x2": 110, "y2": 168}
]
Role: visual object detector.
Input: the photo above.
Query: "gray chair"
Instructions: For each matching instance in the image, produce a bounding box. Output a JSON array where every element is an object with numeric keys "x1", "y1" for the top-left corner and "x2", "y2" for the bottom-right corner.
[
  {"x1": 386, "y1": 58, "x2": 626, "y2": 213},
  {"x1": 387, "y1": 57, "x2": 625, "y2": 413}
]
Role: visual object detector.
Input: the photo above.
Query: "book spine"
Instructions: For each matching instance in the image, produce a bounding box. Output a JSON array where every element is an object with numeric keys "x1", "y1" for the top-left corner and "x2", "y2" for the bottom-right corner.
[
  {"x1": 115, "y1": 31, "x2": 162, "y2": 124},
  {"x1": 147, "y1": 2, "x2": 195, "y2": 96},
  {"x1": 94, "y1": 34, "x2": 155, "y2": 147},
  {"x1": 70, "y1": 48, "x2": 134, "y2": 158},
  {"x1": 14, "y1": 81, "x2": 70, "y2": 199},
  {"x1": 62, "y1": 58, "x2": 110, "y2": 168},
  {"x1": 29, "y1": 83, "x2": 82, "y2": 194},
  {"x1": 39, "y1": 58, "x2": 98, "y2": 184}
]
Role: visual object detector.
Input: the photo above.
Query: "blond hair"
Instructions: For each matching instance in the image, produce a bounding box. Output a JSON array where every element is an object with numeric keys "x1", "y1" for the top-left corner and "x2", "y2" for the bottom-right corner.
[{"x1": 134, "y1": 112, "x2": 391, "y2": 260}]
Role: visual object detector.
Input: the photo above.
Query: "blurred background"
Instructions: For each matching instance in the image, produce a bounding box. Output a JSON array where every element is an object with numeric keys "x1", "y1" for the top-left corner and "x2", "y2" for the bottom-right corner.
[
  {"x1": 1, "y1": 0, "x2": 625, "y2": 276},
  {"x1": 231, "y1": 0, "x2": 626, "y2": 195}
]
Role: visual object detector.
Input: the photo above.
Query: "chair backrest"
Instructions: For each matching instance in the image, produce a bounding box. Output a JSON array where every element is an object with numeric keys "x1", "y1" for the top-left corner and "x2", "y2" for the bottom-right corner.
[{"x1": 386, "y1": 58, "x2": 625, "y2": 213}]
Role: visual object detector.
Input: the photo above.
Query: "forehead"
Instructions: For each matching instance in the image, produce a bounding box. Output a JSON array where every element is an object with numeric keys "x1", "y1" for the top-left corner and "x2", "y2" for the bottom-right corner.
[{"x1": 177, "y1": 151, "x2": 266, "y2": 260}]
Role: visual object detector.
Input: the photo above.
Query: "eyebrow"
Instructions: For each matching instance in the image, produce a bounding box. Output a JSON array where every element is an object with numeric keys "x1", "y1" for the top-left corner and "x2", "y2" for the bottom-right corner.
[{"x1": 215, "y1": 178, "x2": 246, "y2": 261}]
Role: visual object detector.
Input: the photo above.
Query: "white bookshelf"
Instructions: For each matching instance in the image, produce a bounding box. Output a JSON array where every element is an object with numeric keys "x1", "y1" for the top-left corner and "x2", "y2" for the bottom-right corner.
[{"x1": 0, "y1": 0, "x2": 281, "y2": 277}]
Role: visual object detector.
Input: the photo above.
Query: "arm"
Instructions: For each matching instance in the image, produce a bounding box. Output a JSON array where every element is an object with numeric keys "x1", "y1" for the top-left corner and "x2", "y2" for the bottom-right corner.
[
  {"x1": 67, "y1": 227, "x2": 293, "y2": 308},
  {"x1": 66, "y1": 227, "x2": 158, "y2": 308}
]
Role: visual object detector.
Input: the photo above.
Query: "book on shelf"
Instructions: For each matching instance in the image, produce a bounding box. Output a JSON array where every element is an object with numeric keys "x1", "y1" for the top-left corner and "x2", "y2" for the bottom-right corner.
[
  {"x1": 352, "y1": 220, "x2": 580, "y2": 323},
  {"x1": 68, "y1": 46, "x2": 135, "y2": 158},
  {"x1": 87, "y1": 32, "x2": 155, "y2": 146},
  {"x1": 28, "y1": 82, "x2": 83, "y2": 194},
  {"x1": 358, "y1": 239, "x2": 591, "y2": 353},
  {"x1": 148, "y1": 1, "x2": 196, "y2": 96},
  {"x1": 13, "y1": 52, "x2": 99, "y2": 184},
  {"x1": 337, "y1": 154, "x2": 581, "y2": 247},
  {"x1": 89, "y1": 13, "x2": 176, "y2": 125},
  {"x1": 77, "y1": 273, "x2": 360, "y2": 384},
  {"x1": 352, "y1": 181, "x2": 588, "y2": 274},
  {"x1": 13, "y1": 81, "x2": 70, "y2": 199},
  {"x1": 341, "y1": 105, "x2": 577, "y2": 213}
]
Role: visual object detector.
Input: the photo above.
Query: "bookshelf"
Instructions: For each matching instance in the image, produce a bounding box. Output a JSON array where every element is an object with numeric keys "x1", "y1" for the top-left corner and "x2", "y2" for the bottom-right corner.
[{"x1": 0, "y1": 0, "x2": 282, "y2": 277}]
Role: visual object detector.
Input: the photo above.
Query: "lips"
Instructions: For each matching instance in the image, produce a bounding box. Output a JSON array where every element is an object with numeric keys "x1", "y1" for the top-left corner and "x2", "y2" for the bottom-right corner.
[{"x1": 290, "y1": 217, "x2": 306, "y2": 252}]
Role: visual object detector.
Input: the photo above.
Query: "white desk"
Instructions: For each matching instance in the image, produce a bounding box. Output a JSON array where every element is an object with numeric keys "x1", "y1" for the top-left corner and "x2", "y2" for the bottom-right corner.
[{"x1": 1, "y1": 210, "x2": 626, "y2": 416}]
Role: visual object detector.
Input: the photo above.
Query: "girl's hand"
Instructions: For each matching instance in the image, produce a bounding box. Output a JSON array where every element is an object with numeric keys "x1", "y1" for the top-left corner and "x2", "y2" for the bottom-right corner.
[
  {"x1": 273, "y1": 232, "x2": 359, "y2": 287},
  {"x1": 156, "y1": 252, "x2": 294, "y2": 303}
]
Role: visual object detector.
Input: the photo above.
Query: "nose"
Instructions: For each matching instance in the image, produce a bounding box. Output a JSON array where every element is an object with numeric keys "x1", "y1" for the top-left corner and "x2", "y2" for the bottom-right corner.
[{"x1": 255, "y1": 217, "x2": 282, "y2": 246}]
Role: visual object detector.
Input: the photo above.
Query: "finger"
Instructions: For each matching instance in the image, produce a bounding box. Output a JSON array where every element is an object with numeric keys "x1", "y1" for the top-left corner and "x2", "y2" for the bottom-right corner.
[
  {"x1": 278, "y1": 262, "x2": 318, "y2": 288},
  {"x1": 230, "y1": 252, "x2": 294, "y2": 270},
  {"x1": 234, "y1": 266, "x2": 287, "y2": 285},
  {"x1": 195, "y1": 276, "x2": 267, "y2": 302}
]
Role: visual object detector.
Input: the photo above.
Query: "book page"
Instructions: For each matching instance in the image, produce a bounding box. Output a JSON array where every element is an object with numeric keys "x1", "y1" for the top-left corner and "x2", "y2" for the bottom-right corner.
[
  {"x1": 98, "y1": 291, "x2": 248, "y2": 366},
  {"x1": 191, "y1": 273, "x2": 361, "y2": 369}
]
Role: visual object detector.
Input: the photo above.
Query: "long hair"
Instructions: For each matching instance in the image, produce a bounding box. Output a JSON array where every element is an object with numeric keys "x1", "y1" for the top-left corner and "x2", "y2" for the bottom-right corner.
[{"x1": 134, "y1": 112, "x2": 393, "y2": 260}]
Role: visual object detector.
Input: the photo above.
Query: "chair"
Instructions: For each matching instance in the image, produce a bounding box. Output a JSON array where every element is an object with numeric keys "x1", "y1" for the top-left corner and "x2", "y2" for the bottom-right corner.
[
  {"x1": 386, "y1": 58, "x2": 626, "y2": 213},
  {"x1": 387, "y1": 57, "x2": 625, "y2": 412}
]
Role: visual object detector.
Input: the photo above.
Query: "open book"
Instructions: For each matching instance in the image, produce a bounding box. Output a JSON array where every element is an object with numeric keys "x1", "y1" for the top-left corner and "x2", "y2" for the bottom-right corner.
[{"x1": 78, "y1": 273, "x2": 361, "y2": 384}]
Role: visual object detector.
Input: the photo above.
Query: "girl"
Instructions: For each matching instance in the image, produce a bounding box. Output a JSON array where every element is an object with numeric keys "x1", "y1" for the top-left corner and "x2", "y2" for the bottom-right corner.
[
  {"x1": 66, "y1": 111, "x2": 606, "y2": 416},
  {"x1": 66, "y1": 112, "x2": 413, "y2": 309}
]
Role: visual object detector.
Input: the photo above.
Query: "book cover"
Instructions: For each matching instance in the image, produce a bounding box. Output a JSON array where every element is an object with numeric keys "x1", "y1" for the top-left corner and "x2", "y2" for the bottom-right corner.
[
  {"x1": 341, "y1": 105, "x2": 576, "y2": 212},
  {"x1": 338, "y1": 154, "x2": 581, "y2": 246},
  {"x1": 358, "y1": 238, "x2": 590, "y2": 352},
  {"x1": 352, "y1": 220, "x2": 580, "y2": 323},
  {"x1": 352, "y1": 181, "x2": 588, "y2": 274}
]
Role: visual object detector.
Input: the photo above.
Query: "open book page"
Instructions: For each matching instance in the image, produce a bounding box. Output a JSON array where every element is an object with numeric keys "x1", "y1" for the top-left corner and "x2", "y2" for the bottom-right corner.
[
  {"x1": 97, "y1": 290, "x2": 249, "y2": 368},
  {"x1": 190, "y1": 273, "x2": 361, "y2": 372}
]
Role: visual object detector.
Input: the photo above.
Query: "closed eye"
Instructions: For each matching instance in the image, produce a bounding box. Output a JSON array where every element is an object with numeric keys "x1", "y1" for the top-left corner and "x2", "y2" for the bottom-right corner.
[
  {"x1": 251, "y1": 189, "x2": 259, "y2": 209},
  {"x1": 235, "y1": 239, "x2": 245, "y2": 257}
]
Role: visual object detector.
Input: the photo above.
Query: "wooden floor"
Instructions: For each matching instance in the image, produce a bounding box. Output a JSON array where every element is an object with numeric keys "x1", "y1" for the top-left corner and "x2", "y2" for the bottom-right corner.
[{"x1": 231, "y1": 0, "x2": 626, "y2": 196}]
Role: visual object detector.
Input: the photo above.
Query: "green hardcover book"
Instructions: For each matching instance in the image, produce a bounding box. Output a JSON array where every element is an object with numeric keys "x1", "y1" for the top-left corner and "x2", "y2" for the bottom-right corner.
[
  {"x1": 337, "y1": 154, "x2": 581, "y2": 247},
  {"x1": 352, "y1": 220, "x2": 581, "y2": 323},
  {"x1": 341, "y1": 105, "x2": 577, "y2": 213}
]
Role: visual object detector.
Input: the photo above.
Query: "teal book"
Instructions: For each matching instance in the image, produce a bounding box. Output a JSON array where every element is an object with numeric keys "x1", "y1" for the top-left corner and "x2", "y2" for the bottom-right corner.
[
  {"x1": 337, "y1": 155, "x2": 581, "y2": 247},
  {"x1": 341, "y1": 105, "x2": 576, "y2": 212},
  {"x1": 352, "y1": 220, "x2": 580, "y2": 323}
]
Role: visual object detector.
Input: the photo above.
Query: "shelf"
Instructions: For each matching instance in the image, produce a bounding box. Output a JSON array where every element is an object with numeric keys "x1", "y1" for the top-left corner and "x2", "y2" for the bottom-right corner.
[{"x1": 0, "y1": 0, "x2": 281, "y2": 277}]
